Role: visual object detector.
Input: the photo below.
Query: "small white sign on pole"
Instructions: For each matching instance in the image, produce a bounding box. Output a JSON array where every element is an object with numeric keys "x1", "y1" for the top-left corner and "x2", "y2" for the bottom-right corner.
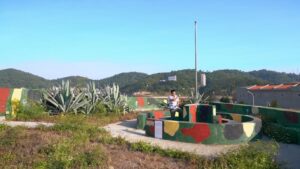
[{"x1": 154, "y1": 121, "x2": 163, "y2": 139}]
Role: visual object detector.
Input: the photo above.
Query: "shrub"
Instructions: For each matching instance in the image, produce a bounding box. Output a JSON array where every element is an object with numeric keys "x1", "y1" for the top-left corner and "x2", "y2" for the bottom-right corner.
[
  {"x1": 220, "y1": 97, "x2": 231, "y2": 103},
  {"x1": 35, "y1": 121, "x2": 108, "y2": 169},
  {"x1": 270, "y1": 100, "x2": 279, "y2": 107},
  {"x1": 238, "y1": 101, "x2": 245, "y2": 104},
  {"x1": 15, "y1": 102, "x2": 48, "y2": 121},
  {"x1": 263, "y1": 122, "x2": 298, "y2": 144},
  {"x1": 128, "y1": 141, "x2": 281, "y2": 169},
  {"x1": 218, "y1": 141, "x2": 281, "y2": 169},
  {"x1": 93, "y1": 102, "x2": 107, "y2": 115},
  {"x1": 42, "y1": 141, "x2": 107, "y2": 169},
  {"x1": 0, "y1": 126, "x2": 23, "y2": 147}
]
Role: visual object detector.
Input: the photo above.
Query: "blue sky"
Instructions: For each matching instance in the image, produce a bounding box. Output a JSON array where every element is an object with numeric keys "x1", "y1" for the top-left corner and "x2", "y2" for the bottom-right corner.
[{"x1": 0, "y1": 0, "x2": 300, "y2": 79}]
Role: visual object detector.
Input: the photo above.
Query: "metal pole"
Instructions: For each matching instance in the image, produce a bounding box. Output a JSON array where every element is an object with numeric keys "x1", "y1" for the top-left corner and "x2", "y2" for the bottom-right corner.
[{"x1": 195, "y1": 21, "x2": 198, "y2": 99}]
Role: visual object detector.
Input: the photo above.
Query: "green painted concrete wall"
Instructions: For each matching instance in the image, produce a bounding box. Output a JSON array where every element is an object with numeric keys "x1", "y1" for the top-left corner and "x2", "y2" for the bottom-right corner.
[
  {"x1": 212, "y1": 102, "x2": 300, "y2": 144},
  {"x1": 140, "y1": 103, "x2": 261, "y2": 144},
  {"x1": 127, "y1": 97, "x2": 165, "y2": 111},
  {"x1": 143, "y1": 110, "x2": 261, "y2": 144}
]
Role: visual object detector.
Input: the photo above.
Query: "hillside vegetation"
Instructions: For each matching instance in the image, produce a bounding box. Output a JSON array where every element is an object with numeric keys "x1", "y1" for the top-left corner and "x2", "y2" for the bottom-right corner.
[
  {"x1": 0, "y1": 69, "x2": 50, "y2": 88},
  {"x1": 0, "y1": 68, "x2": 299, "y2": 95}
]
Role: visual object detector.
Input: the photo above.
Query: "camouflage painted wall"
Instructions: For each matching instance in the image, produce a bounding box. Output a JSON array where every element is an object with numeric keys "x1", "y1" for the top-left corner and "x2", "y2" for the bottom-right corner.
[
  {"x1": 127, "y1": 97, "x2": 165, "y2": 111},
  {"x1": 0, "y1": 88, "x2": 27, "y2": 118},
  {"x1": 140, "y1": 104, "x2": 261, "y2": 144},
  {"x1": 137, "y1": 110, "x2": 170, "y2": 129},
  {"x1": 183, "y1": 104, "x2": 214, "y2": 123},
  {"x1": 212, "y1": 102, "x2": 300, "y2": 144}
]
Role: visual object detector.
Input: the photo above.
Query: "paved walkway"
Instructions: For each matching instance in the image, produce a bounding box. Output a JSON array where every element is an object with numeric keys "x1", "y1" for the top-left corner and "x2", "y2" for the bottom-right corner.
[
  {"x1": 277, "y1": 143, "x2": 300, "y2": 169},
  {"x1": 104, "y1": 119, "x2": 239, "y2": 157},
  {"x1": 0, "y1": 120, "x2": 54, "y2": 128}
]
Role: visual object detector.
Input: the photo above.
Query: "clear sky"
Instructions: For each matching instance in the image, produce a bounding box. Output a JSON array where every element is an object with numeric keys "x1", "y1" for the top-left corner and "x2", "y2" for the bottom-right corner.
[{"x1": 0, "y1": 0, "x2": 300, "y2": 79}]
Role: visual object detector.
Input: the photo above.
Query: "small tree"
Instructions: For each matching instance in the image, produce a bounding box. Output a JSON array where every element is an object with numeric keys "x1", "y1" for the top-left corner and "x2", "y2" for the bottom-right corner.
[
  {"x1": 220, "y1": 97, "x2": 230, "y2": 103},
  {"x1": 270, "y1": 100, "x2": 278, "y2": 107},
  {"x1": 238, "y1": 101, "x2": 245, "y2": 104}
]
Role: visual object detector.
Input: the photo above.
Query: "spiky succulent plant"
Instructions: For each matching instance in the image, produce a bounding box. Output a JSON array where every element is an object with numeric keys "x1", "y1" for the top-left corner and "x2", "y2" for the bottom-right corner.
[
  {"x1": 99, "y1": 83, "x2": 128, "y2": 114},
  {"x1": 189, "y1": 91, "x2": 209, "y2": 104},
  {"x1": 80, "y1": 82, "x2": 99, "y2": 114},
  {"x1": 42, "y1": 81, "x2": 129, "y2": 115},
  {"x1": 42, "y1": 80, "x2": 89, "y2": 114}
]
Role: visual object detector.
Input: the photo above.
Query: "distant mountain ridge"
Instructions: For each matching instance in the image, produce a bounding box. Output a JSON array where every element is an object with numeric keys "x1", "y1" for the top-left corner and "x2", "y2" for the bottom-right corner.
[
  {"x1": 0, "y1": 68, "x2": 299, "y2": 95},
  {"x1": 0, "y1": 68, "x2": 50, "y2": 89}
]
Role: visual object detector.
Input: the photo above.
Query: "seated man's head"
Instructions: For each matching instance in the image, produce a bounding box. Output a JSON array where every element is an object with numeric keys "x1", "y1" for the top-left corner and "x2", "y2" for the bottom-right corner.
[{"x1": 170, "y1": 89, "x2": 176, "y2": 96}]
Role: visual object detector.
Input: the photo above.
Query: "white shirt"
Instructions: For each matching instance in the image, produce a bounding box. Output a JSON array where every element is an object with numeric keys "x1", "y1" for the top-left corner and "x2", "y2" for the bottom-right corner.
[{"x1": 168, "y1": 95, "x2": 179, "y2": 110}]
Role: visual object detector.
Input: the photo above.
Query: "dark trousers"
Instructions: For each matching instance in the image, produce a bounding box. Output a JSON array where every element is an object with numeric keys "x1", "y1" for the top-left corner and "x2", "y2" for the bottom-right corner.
[{"x1": 170, "y1": 108, "x2": 182, "y2": 120}]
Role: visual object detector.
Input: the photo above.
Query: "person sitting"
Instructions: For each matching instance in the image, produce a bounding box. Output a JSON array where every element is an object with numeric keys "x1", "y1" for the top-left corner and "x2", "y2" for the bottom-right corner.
[{"x1": 168, "y1": 89, "x2": 182, "y2": 120}]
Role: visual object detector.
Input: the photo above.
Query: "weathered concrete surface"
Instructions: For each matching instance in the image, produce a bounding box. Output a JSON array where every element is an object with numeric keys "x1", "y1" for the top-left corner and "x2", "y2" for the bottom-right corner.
[
  {"x1": 277, "y1": 143, "x2": 300, "y2": 169},
  {"x1": 0, "y1": 116, "x2": 5, "y2": 121},
  {"x1": 104, "y1": 119, "x2": 239, "y2": 157},
  {"x1": 0, "y1": 120, "x2": 54, "y2": 128}
]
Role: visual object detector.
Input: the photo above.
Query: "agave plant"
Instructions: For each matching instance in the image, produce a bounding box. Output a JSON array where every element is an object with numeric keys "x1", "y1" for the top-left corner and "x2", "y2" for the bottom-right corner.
[
  {"x1": 42, "y1": 80, "x2": 89, "y2": 114},
  {"x1": 188, "y1": 91, "x2": 210, "y2": 104},
  {"x1": 80, "y1": 82, "x2": 99, "y2": 114},
  {"x1": 99, "y1": 83, "x2": 128, "y2": 114}
]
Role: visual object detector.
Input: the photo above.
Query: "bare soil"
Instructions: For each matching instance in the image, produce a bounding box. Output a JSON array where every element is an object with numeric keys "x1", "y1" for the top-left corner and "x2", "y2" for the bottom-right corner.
[
  {"x1": 0, "y1": 128, "x2": 197, "y2": 169},
  {"x1": 105, "y1": 144, "x2": 197, "y2": 169}
]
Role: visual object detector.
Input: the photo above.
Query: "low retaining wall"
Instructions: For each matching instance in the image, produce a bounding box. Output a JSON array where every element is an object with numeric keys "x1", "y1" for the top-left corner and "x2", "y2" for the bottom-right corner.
[
  {"x1": 0, "y1": 88, "x2": 27, "y2": 118},
  {"x1": 127, "y1": 97, "x2": 165, "y2": 111},
  {"x1": 138, "y1": 104, "x2": 261, "y2": 144},
  {"x1": 212, "y1": 102, "x2": 300, "y2": 144}
]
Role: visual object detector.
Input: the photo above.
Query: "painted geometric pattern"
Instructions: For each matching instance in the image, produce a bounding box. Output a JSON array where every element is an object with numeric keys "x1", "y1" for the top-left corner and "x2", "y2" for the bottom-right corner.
[
  {"x1": 0, "y1": 88, "x2": 11, "y2": 115},
  {"x1": 127, "y1": 97, "x2": 164, "y2": 111},
  {"x1": 212, "y1": 102, "x2": 300, "y2": 128},
  {"x1": 142, "y1": 104, "x2": 262, "y2": 144},
  {"x1": 0, "y1": 88, "x2": 26, "y2": 118},
  {"x1": 140, "y1": 102, "x2": 300, "y2": 144},
  {"x1": 212, "y1": 102, "x2": 300, "y2": 144}
]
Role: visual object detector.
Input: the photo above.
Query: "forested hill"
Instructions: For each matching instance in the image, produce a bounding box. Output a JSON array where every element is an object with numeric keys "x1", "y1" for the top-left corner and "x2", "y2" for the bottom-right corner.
[
  {"x1": 0, "y1": 68, "x2": 299, "y2": 95},
  {"x1": 0, "y1": 69, "x2": 50, "y2": 89}
]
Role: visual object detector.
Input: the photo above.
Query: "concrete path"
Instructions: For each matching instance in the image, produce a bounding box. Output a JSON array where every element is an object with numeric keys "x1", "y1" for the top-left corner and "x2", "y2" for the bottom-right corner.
[
  {"x1": 104, "y1": 119, "x2": 239, "y2": 157},
  {"x1": 277, "y1": 143, "x2": 300, "y2": 169},
  {"x1": 0, "y1": 120, "x2": 54, "y2": 128}
]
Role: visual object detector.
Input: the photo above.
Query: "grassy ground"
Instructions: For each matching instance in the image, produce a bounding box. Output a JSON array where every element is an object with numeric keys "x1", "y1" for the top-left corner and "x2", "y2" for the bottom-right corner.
[{"x1": 1, "y1": 111, "x2": 284, "y2": 169}]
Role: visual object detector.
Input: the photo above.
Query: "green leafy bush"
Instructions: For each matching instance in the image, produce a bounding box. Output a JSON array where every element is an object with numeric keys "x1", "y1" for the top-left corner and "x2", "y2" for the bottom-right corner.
[
  {"x1": 263, "y1": 122, "x2": 299, "y2": 144},
  {"x1": 15, "y1": 102, "x2": 48, "y2": 121},
  {"x1": 270, "y1": 100, "x2": 279, "y2": 107},
  {"x1": 217, "y1": 141, "x2": 280, "y2": 169},
  {"x1": 220, "y1": 96, "x2": 231, "y2": 103},
  {"x1": 37, "y1": 140, "x2": 107, "y2": 169},
  {"x1": 128, "y1": 141, "x2": 281, "y2": 169},
  {"x1": 92, "y1": 102, "x2": 107, "y2": 115}
]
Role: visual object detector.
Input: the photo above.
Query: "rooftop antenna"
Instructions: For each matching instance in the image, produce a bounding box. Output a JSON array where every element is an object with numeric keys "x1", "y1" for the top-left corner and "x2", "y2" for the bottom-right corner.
[{"x1": 194, "y1": 20, "x2": 198, "y2": 99}]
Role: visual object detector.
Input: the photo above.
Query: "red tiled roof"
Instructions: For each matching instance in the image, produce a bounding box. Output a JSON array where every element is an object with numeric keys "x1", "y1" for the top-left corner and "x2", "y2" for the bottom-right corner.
[{"x1": 247, "y1": 82, "x2": 300, "y2": 91}]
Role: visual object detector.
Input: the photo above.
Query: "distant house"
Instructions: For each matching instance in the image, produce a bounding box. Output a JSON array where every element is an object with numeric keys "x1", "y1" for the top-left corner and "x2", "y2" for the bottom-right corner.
[
  {"x1": 167, "y1": 75, "x2": 177, "y2": 81},
  {"x1": 133, "y1": 91, "x2": 152, "y2": 96},
  {"x1": 236, "y1": 82, "x2": 300, "y2": 109}
]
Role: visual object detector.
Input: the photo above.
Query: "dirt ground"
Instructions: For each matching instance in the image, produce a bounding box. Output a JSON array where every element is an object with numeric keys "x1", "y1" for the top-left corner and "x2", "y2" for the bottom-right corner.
[
  {"x1": 0, "y1": 127, "x2": 197, "y2": 169},
  {"x1": 105, "y1": 144, "x2": 196, "y2": 169}
]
